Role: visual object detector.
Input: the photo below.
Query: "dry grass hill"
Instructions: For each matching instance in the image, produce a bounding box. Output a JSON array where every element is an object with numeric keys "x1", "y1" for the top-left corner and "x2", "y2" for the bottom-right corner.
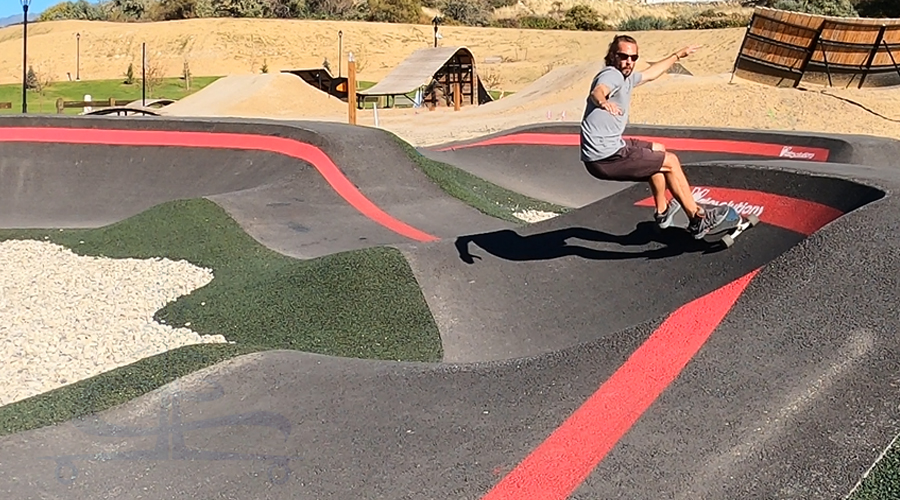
[{"x1": 0, "y1": 14, "x2": 898, "y2": 147}]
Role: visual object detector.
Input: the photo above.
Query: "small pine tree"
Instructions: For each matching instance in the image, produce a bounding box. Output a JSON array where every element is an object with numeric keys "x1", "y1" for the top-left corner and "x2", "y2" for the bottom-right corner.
[
  {"x1": 25, "y1": 66, "x2": 38, "y2": 90},
  {"x1": 260, "y1": 59, "x2": 269, "y2": 74},
  {"x1": 125, "y1": 63, "x2": 135, "y2": 84}
]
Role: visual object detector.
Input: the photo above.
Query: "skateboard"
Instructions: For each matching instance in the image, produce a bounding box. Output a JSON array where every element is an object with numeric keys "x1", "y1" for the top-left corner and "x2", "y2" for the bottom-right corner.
[
  {"x1": 661, "y1": 204, "x2": 760, "y2": 248},
  {"x1": 700, "y1": 205, "x2": 760, "y2": 248}
]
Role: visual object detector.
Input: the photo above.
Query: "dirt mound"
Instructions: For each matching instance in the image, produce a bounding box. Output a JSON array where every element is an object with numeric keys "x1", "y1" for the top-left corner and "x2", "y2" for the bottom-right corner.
[{"x1": 159, "y1": 72, "x2": 347, "y2": 119}]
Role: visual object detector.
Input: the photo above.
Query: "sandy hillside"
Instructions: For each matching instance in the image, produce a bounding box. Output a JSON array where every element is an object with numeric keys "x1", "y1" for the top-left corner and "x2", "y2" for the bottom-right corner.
[
  {"x1": 0, "y1": 18, "x2": 745, "y2": 90},
  {"x1": 1, "y1": 17, "x2": 899, "y2": 148}
]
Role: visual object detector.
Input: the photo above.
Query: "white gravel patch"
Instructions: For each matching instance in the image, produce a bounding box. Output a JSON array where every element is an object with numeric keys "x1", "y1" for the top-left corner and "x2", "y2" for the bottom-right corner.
[
  {"x1": 0, "y1": 239, "x2": 227, "y2": 407},
  {"x1": 513, "y1": 209, "x2": 560, "y2": 223}
]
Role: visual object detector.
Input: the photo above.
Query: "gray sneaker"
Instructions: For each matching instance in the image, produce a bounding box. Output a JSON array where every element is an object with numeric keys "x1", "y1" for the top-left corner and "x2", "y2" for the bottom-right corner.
[
  {"x1": 688, "y1": 204, "x2": 730, "y2": 239},
  {"x1": 654, "y1": 198, "x2": 682, "y2": 229}
]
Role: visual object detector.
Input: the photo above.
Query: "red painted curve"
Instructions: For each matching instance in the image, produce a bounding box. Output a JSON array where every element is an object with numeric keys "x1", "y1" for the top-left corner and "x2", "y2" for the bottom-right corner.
[
  {"x1": 635, "y1": 186, "x2": 843, "y2": 236},
  {"x1": 0, "y1": 127, "x2": 439, "y2": 243},
  {"x1": 482, "y1": 198, "x2": 845, "y2": 499},
  {"x1": 482, "y1": 268, "x2": 761, "y2": 500},
  {"x1": 436, "y1": 132, "x2": 831, "y2": 162}
]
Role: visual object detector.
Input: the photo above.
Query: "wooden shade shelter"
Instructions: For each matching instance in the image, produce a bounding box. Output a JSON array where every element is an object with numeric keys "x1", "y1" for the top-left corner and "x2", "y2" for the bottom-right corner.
[{"x1": 357, "y1": 46, "x2": 493, "y2": 109}]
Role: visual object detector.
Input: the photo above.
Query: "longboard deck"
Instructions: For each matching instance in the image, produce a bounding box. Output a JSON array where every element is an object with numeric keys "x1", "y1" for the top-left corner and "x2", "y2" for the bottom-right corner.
[{"x1": 663, "y1": 205, "x2": 760, "y2": 248}]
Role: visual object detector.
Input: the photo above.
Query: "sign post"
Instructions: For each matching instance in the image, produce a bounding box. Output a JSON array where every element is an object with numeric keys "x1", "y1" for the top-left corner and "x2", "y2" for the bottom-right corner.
[{"x1": 348, "y1": 52, "x2": 356, "y2": 125}]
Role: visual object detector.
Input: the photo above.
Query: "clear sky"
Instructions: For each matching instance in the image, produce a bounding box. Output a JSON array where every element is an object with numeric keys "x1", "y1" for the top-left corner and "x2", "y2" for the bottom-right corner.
[{"x1": 0, "y1": 0, "x2": 59, "y2": 19}]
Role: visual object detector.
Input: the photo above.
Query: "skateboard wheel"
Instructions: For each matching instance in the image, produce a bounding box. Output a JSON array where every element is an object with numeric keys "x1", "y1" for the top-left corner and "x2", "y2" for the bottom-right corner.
[
  {"x1": 747, "y1": 215, "x2": 760, "y2": 226},
  {"x1": 721, "y1": 234, "x2": 734, "y2": 247}
]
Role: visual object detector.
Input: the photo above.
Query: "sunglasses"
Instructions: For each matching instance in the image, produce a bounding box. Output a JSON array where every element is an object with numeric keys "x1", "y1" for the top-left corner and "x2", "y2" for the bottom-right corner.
[{"x1": 616, "y1": 52, "x2": 639, "y2": 62}]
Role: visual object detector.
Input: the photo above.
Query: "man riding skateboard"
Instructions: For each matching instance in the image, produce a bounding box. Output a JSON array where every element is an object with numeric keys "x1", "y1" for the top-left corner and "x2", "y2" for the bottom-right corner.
[{"x1": 580, "y1": 34, "x2": 730, "y2": 239}]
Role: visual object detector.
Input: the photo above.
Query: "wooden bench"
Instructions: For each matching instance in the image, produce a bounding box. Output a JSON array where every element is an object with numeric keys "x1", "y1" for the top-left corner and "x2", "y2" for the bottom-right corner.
[{"x1": 55, "y1": 97, "x2": 133, "y2": 113}]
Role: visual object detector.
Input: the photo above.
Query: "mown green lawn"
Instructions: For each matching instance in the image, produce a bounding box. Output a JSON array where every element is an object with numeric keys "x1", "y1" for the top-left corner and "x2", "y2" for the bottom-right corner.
[{"x1": 0, "y1": 76, "x2": 221, "y2": 114}]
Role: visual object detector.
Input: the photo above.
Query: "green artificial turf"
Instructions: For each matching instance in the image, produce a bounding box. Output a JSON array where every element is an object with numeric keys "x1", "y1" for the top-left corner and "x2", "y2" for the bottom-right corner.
[
  {"x1": 385, "y1": 130, "x2": 570, "y2": 222},
  {"x1": 849, "y1": 439, "x2": 900, "y2": 500},
  {"x1": 0, "y1": 198, "x2": 441, "y2": 436}
]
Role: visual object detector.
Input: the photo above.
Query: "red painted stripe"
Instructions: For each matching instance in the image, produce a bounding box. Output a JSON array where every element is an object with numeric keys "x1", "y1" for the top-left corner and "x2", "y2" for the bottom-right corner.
[
  {"x1": 483, "y1": 269, "x2": 761, "y2": 500},
  {"x1": 0, "y1": 127, "x2": 439, "y2": 243},
  {"x1": 437, "y1": 132, "x2": 830, "y2": 162},
  {"x1": 634, "y1": 186, "x2": 842, "y2": 236},
  {"x1": 483, "y1": 189, "x2": 845, "y2": 500}
]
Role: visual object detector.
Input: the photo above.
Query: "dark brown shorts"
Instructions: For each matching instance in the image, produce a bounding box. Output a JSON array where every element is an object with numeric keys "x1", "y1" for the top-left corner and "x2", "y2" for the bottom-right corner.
[{"x1": 583, "y1": 138, "x2": 665, "y2": 182}]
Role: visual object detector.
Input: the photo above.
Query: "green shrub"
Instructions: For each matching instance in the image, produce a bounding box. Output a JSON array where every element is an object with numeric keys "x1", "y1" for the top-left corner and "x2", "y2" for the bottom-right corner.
[
  {"x1": 39, "y1": 0, "x2": 108, "y2": 21},
  {"x1": 618, "y1": 15, "x2": 671, "y2": 31},
  {"x1": 304, "y1": 0, "x2": 366, "y2": 20},
  {"x1": 853, "y1": 0, "x2": 900, "y2": 17},
  {"x1": 440, "y1": 0, "x2": 493, "y2": 26},
  {"x1": 367, "y1": 0, "x2": 423, "y2": 23},
  {"x1": 517, "y1": 15, "x2": 563, "y2": 29},
  {"x1": 671, "y1": 9, "x2": 751, "y2": 29},
  {"x1": 768, "y1": 0, "x2": 858, "y2": 17},
  {"x1": 562, "y1": 4, "x2": 611, "y2": 31}
]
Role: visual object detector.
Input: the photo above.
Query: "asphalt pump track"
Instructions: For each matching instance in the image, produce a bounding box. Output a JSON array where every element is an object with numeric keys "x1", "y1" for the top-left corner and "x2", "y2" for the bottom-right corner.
[{"x1": 0, "y1": 115, "x2": 898, "y2": 499}]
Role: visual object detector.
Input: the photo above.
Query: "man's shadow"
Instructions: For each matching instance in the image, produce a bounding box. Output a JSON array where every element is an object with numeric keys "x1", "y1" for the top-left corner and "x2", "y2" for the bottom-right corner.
[{"x1": 455, "y1": 221, "x2": 719, "y2": 264}]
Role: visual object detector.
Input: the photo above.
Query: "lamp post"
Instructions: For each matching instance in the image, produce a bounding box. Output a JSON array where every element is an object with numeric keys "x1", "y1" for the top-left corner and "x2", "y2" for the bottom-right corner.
[
  {"x1": 432, "y1": 16, "x2": 441, "y2": 48},
  {"x1": 76, "y1": 32, "x2": 80, "y2": 81},
  {"x1": 21, "y1": 0, "x2": 31, "y2": 113},
  {"x1": 338, "y1": 30, "x2": 343, "y2": 78}
]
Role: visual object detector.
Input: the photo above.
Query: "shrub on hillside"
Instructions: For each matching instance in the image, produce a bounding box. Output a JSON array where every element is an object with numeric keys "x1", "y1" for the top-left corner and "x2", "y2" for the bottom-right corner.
[
  {"x1": 147, "y1": 0, "x2": 203, "y2": 20},
  {"x1": 213, "y1": 0, "x2": 269, "y2": 17},
  {"x1": 304, "y1": 0, "x2": 366, "y2": 19},
  {"x1": 618, "y1": 15, "x2": 671, "y2": 31},
  {"x1": 762, "y1": 0, "x2": 858, "y2": 17},
  {"x1": 671, "y1": 9, "x2": 750, "y2": 29},
  {"x1": 562, "y1": 5, "x2": 610, "y2": 31},
  {"x1": 39, "y1": 0, "x2": 107, "y2": 21},
  {"x1": 490, "y1": 15, "x2": 561, "y2": 29},
  {"x1": 104, "y1": 0, "x2": 150, "y2": 20},
  {"x1": 852, "y1": 0, "x2": 898, "y2": 17},
  {"x1": 366, "y1": 0, "x2": 424, "y2": 23},
  {"x1": 440, "y1": 0, "x2": 493, "y2": 27},
  {"x1": 265, "y1": 0, "x2": 307, "y2": 18}
]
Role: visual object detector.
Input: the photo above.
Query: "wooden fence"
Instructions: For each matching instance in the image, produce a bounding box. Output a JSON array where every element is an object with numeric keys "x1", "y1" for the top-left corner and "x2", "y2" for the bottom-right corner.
[{"x1": 732, "y1": 7, "x2": 900, "y2": 88}]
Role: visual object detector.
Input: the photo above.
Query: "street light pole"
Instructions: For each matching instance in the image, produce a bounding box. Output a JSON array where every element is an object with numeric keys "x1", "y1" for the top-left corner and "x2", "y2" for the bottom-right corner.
[
  {"x1": 21, "y1": 0, "x2": 31, "y2": 113},
  {"x1": 76, "y1": 32, "x2": 80, "y2": 81},
  {"x1": 432, "y1": 17, "x2": 441, "y2": 48},
  {"x1": 338, "y1": 30, "x2": 343, "y2": 78}
]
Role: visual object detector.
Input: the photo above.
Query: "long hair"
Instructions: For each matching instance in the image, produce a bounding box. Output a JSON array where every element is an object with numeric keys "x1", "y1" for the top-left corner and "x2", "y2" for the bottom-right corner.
[{"x1": 604, "y1": 34, "x2": 638, "y2": 67}]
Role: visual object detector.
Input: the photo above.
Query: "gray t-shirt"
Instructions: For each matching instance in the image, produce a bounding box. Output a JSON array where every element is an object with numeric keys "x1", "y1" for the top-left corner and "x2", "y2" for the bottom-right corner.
[{"x1": 580, "y1": 66, "x2": 643, "y2": 162}]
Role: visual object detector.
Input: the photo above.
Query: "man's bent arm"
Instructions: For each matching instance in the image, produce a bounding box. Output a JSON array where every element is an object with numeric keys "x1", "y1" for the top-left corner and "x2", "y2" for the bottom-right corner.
[{"x1": 589, "y1": 83, "x2": 612, "y2": 106}]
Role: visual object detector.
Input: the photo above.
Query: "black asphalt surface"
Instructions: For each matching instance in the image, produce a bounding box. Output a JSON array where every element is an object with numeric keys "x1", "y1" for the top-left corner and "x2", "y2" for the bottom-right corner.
[
  {"x1": 0, "y1": 116, "x2": 899, "y2": 500},
  {"x1": 0, "y1": 115, "x2": 507, "y2": 258},
  {"x1": 420, "y1": 122, "x2": 892, "y2": 208}
]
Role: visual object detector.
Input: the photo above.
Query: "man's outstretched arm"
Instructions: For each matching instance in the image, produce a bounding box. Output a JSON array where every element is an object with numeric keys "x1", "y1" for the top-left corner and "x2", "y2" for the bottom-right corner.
[{"x1": 639, "y1": 45, "x2": 702, "y2": 84}]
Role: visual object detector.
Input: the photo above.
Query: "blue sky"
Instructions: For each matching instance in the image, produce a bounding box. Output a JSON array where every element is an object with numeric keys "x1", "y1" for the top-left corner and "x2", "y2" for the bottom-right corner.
[{"x1": 0, "y1": 0, "x2": 61, "y2": 19}]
